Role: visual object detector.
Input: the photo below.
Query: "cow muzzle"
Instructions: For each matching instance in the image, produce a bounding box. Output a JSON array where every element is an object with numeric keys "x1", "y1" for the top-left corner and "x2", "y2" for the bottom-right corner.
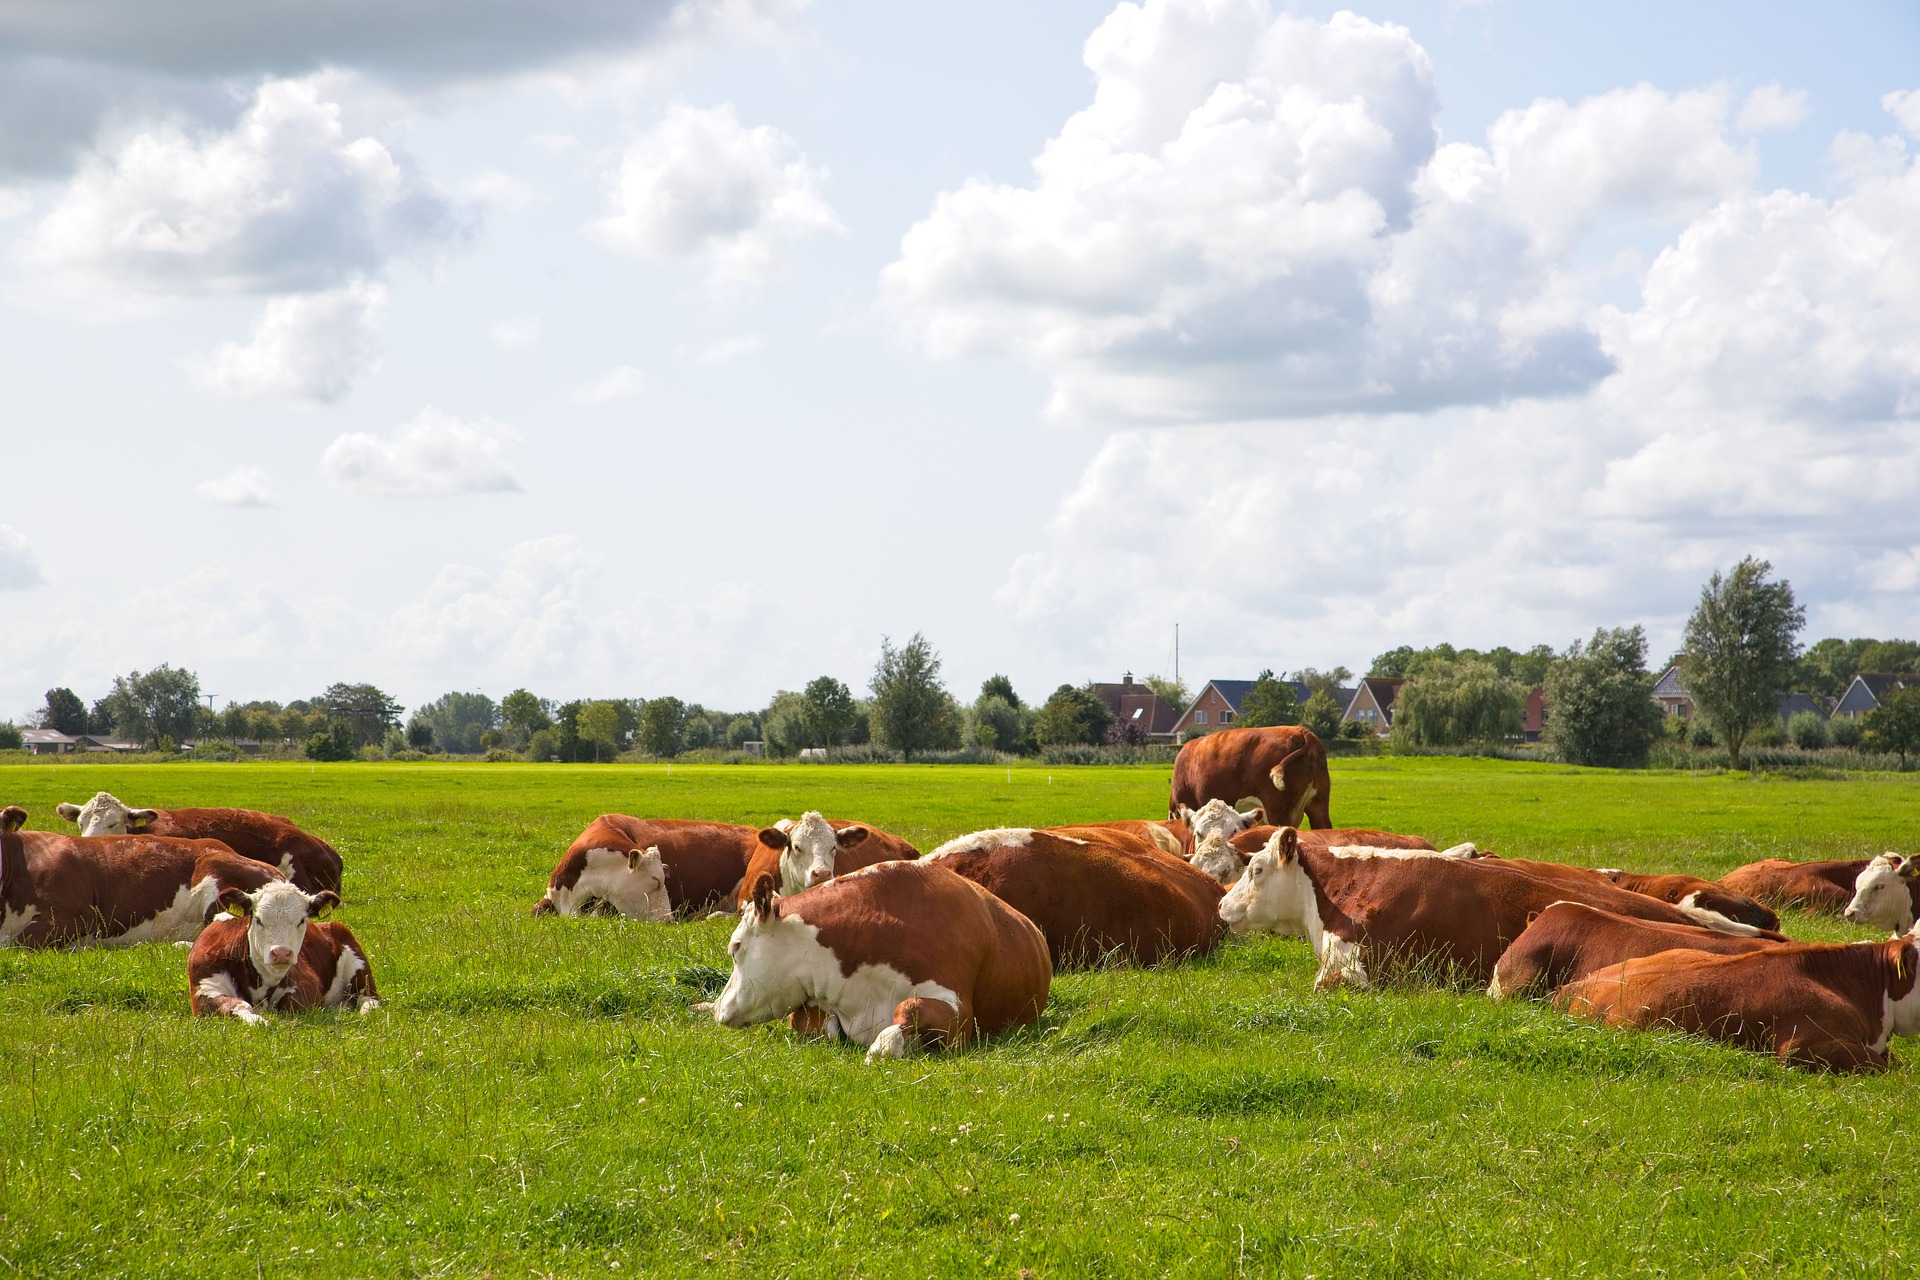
[
  {"x1": 805, "y1": 866, "x2": 832, "y2": 888},
  {"x1": 268, "y1": 946, "x2": 294, "y2": 967}
]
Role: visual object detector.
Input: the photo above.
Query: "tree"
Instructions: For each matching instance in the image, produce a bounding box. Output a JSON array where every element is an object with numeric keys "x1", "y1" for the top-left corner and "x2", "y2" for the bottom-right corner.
[
  {"x1": 0, "y1": 722, "x2": 21, "y2": 750},
  {"x1": 499, "y1": 689, "x2": 550, "y2": 746},
  {"x1": 1370, "y1": 645, "x2": 1421, "y2": 678},
  {"x1": 406, "y1": 717, "x2": 434, "y2": 751},
  {"x1": 1236, "y1": 669, "x2": 1301, "y2": 728},
  {"x1": 726, "y1": 715, "x2": 761, "y2": 750},
  {"x1": 1141, "y1": 674, "x2": 1189, "y2": 712},
  {"x1": 967, "y1": 693, "x2": 1026, "y2": 754},
  {"x1": 870, "y1": 633, "x2": 954, "y2": 762},
  {"x1": 1032, "y1": 684, "x2": 1113, "y2": 747},
  {"x1": 577, "y1": 700, "x2": 624, "y2": 762},
  {"x1": 803, "y1": 677, "x2": 858, "y2": 755},
  {"x1": 415, "y1": 691, "x2": 498, "y2": 755},
  {"x1": 1300, "y1": 689, "x2": 1344, "y2": 742},
  {"x1": 1289, "y1": 668, "x2": 1352, "y2": 704},
  {"x1": 321, "y1": 682, "x2": 405, "y2": 748},
  {"x1": 1865, "y1": 688, "x2": 1920, "y2": 767},
  {"x1": 1393, "y1": 658, "x2": 1525, "y2": 746},
  {"x1": 639, "y1": 697, "x2": 688, "y2": 757},
  {"x1": 979, "y1": 675, "x2": 1023, "y2": 709},
  {"x1": 761, "y1": 691, "x2": 812, "y2": 757},
  {"x1": 304, "y1": 723, "x2": 354, "y2": 762},
  {"x1": 42, "y1": 688, "x2": 88, "y2": 735},
  {"x1": 1681, "y1": 557, "x2": 1805, "y2": 770},
  {"x1": 1787, "y1": 710, "x2": 1829, "y2": 751},
  {"x1": 1830, "y1": 716, "x2": 1864, "y2": 748},
  {"x1": 1543, "y1": 626, "x2": 1665, "y2": 768},
  {"x1": 101, "y1": 664, "x2": 203, "y2": 747}
]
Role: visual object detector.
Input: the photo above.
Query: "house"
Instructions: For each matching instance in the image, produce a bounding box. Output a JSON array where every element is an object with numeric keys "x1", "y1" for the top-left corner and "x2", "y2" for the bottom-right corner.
[
  {"x1": 1652, "y1": 666, "x2": 1693, "y2": 718},
  {"x1": 1343, "y1": 677, "x2": 1405, "y2": 736},
  {"x1": 1090, "y1": 675, "x2": 1182, "y2": 744},
  {"x1": 1522, "y1": 687, "x2": 1547, "y2": 743},
  {"x1": 21, "y1": 728, "x2": 77, "y2": 755},
  {"x1": 1834, "y1": 673, "x2": 1913, "y2": 721},
  {"x1": 1776, "y1": 692, "x2": 1828, "y2": 727},
  {"x1": 1172, "y1": 678, "x2": 1256, "y2": 738},
  {"x1": 76, "y1": 734, "x2": 141, "y2": 753}
]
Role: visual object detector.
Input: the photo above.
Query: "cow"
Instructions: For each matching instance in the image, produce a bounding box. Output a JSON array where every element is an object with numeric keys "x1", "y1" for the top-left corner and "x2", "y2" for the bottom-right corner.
[
  {"x1": 928, "y1": 826, "x2": 1225, "y2": 968},
  {"x1": 1556, "y1": 927, "x2": 1920, "y2": 1072},
  {"x1": 54, "y1": 791, "x2": 344, "y2": 894},
  {"x1": 1595, "y1": 868, "x2": 1780, "y2": 932},
  {"x1": 1482, "y1": 857, "x2": 1757, "y2": 932},
  {"x1": 1488, "y1": 901, "x2": 1786, "y2": 999},
  {"x1": 711, "y1": 861, "x2": 1051, "y2": 1062},
  {"x1": 1217, "y1": 827, "x2": 1767, "y2": 991},
  {"x1": 536, "y1": 817, "x2": 755, "y2": 918},
  {"x1": 1, "y1": 806, "x2": 283, "y2": 948},
  {"x1": 1844, "y1": 855, "x2": 1920, "y2": 932},
  {"x1": 188, "y1": 881, "x2": 380, "y2": 1024},
  {"x1": 1066, "y1": 819, "x2": 1189, "y2": 860},
  {"x1": 1719, "y1": 856, "x2": 1920, "y2": 918},
  {"x1": 1200, "y1": 824, "x2": 1445, "y2": 885},
  {"x1": 1169, "y1": 725, "x2": 1332, "y2": 830},
  {"x1": 735, "y1": 812, "x2": 920, "y2": 904}
]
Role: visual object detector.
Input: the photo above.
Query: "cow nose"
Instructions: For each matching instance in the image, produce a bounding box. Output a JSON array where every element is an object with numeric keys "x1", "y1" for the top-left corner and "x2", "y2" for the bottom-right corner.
[
  {"x1": 268, "y1": 946, "x2": 293, "y2": 965},
  {"x1": 807, "y1": 868, "x2": 831, "y2": 886}
]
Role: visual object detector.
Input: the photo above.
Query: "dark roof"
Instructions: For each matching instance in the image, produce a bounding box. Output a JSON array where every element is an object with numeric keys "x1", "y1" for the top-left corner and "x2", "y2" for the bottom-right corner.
[
  {"x1": 1652, "y1": 666, "x2": 1689, "y2": 700},
  {"x1": 1361, "y1": 676, "x2": 1406, "y2": 718},
  {"x1": 1836, "y1": 673, "x2": 1911, "y2": 715},
  {"x1": 1202, "y1": 679, "x2": 1257, "y2": 712},
  {"x1": 1089, "y1": 682, "x2": 1181, "y2": 737},
  {"x1": 1776, "y1": 692, "x2": 1826, "y2": 725}
]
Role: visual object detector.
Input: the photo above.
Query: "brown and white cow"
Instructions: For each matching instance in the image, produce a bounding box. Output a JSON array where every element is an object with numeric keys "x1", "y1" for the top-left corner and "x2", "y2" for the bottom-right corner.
[
  {"x1": 1556, "y1": 926, "x2": 1920, "y2": 1072},
  {"x1": 1169, "y1": 725, "x2": 1332, "y2": 830},
  {"x1": 735, "y1": 812, "x2": 920, "y2": 905},
  {"x1": 1592, "y1": 868, "x2": 1780, "y2": 931},
  {"x1": 536, "y1": 816, "x2": 755, "y2": 918},
  {"x1": 1719, "y1": 856, "x2": 1920, "y2": 918},
  {"x1": 1066, "y1": 819, "x2": 1190, "y2": 860},
  {"x1": 1, "y1": 806, "x2": 284, "y2": 948},
  {"x1": 1488, "y1": 901, "x2": 1787, "y2": 999},
  {"x1": 1197, "y1": 823, "x2": 1449, "y2": 886},
  {"x1": 1844, "y1": 855, "x2": 1920, "y2": 932},
  {"x1": 928, "y1": 826, "x2": 1225, "y2": 968},
  {"x1": 56, "y1": 791, "x2": 343, "y2": 894},
  {"x1": 188, "y1": 881, "x2": 379, "y2": 1024},
  {"x1": 1218, "y1": 827, "x2": 1766, "y2": 991},
  {"x1": 711, "y1": 861, "x2": 1051, "y2": 1061}
]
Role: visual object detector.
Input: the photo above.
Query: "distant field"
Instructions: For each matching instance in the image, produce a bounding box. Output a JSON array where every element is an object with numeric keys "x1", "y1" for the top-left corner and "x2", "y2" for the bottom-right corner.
[{"x1": 0, "y1": 758, "x2": 1913, "y2": 1277}]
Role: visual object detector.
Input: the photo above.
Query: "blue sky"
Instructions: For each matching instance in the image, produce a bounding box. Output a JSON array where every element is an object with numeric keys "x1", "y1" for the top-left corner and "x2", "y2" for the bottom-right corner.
[{"x1": 2, "y1": 0, "x2": 1917, "y2": 719}]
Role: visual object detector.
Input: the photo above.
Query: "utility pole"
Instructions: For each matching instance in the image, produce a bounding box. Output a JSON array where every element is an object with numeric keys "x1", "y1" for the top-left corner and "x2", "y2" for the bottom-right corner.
[{"x1": 1174, "y1": 623, "x2": 1179, "y2": 683}]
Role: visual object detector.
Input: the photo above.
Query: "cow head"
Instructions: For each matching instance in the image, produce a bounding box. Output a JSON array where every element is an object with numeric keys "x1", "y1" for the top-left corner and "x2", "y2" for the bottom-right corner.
[
  {"x1": 759, "y1": 811, "x2": 868, "y2": 894},
  {"x1": 55, "y1": 791, "x2": 158, "y2": 836},
  {"x1": 1217, "y1": 827, "x2": 1313, "y2": 937},
  {"x1": 1189, "y1": 833, "x2": 1246, "y2": 886},
  {"x1": 216, "y1": 881, "x2": 338, "y2": 983},
  {"x1": 0, "y1": 805, "x2": 25, "y2": 888},
  {"x1": 712, "y1": 873, "x2": 836, "y2": 1029},
  {"x1": 1180, "y1": 798, "x2": 1261, "y2": 846},
  {"x1": 1846, "y1": 854, "x2": 1919, "y2": 932},
  {"x1": 1889, "y1": 921, "x2": 1920, "y2": 1038}
]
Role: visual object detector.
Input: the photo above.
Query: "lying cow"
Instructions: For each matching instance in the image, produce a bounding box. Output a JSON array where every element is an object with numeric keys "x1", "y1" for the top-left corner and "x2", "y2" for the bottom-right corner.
[
  {"x1": 1067, "y1": 819, "x2": 1189, "y2": 859},
  {"x1": 536, "y1": 816, "x2": 755, "y2": 918},
  {"x1": 735, "y1": 812, "x2": 919, "y2": 904},
  {"x1": 930, "y1": 826, "x2": 1225, "y2": 968},
  {"x1": 189, "y1": 882, "x2": 379, "y2": 1024},
  {"x1": 2, "y1": 806, "x2": 283, "y2": 948},
  {"x1": 1844, "y1": 854, "x2": 1920, "y2": 932},
  {"x1": 1489, "y1": 901, "x2": 1786, "y2": 999},
  {"x1": 1719, "y1": 856, "x2": 1920, "y2": 918},
  {"x1": 1556, "y1": 926, "x2": 1920, "y2": 1072},
  {"x1": 1218, "y1": 827, "x2": 1765, "y2": 991},
  {"x1": 712, "y1": 862, "x2": 1051, "y2": 1061},
  {"x1": 1595, "y1": 869, "x2": 1779, "y2": 932},
  {"x1": 1481, "y1": 857, "x2": 1756, "y2": 932},
  {"x1": 1201, "y1": 823, "x2": 1447, "y2": 885},
  {"x1": 56, "y1": 791, "x2": 343, "y2": 894},
  {"x1": 1169, "y1": 725, "x2": 1332, "y2": 829}
]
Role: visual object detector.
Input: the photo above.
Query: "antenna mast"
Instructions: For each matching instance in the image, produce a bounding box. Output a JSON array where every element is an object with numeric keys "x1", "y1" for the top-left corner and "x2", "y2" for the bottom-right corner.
[{"x1": 1174, "y1": 623, "x2": 1179, "y2": 683}]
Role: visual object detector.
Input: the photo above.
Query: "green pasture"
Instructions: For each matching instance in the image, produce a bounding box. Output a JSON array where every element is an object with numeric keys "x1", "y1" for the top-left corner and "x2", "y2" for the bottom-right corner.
[{"x1": 0, "y1": 758, "x2": 1914, "y2": 1278}]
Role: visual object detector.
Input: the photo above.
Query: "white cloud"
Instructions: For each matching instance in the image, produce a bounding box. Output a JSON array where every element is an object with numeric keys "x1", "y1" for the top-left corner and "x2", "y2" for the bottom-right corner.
[
  {"x1": 572, "y1": 364, "x2": 647, "y2": 404},
  {"x1": 1884, "y1": 88, "x2": 1920, "y2": 139},
  {"x1": 881, "y1": 3, "x2": 1754, "y2": 422},
  {"x1": 1736, "y1": 82, "x2": 1810, "y2": 133},
  {"x1": 488, "y1": 313, "x2": 541, "y2": 348},
  {"x1": 590, "y1": 102, "x2": 841, "y2": 284},
  {"x1": 21, "y1": 74, "x2": 466, "y2": 296},
  {"x1": 683, "y1": 333, "x2": 762, "y2": 365},
  {"x1": 0, "y1": 525, "x2": 45, "y2": 590},
  {"x1": 191, "y1": 279, "x2": 386, "y2": 401},
  {"x1": 322, "y1": 407, "x2": 523, "y2": 496},
  {"x1": 194, "y1": 466, "x2": 280, "y2": 508}
]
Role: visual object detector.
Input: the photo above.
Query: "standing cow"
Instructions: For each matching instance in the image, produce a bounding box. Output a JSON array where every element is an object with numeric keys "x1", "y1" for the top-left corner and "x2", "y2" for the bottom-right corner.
[
  {"x1": 1169, "y1": 726, "x2": 1332, "y2": 830},
  {"x1": 56, "y1": 791, "x2": 343, "y2": 894},
  {"x1": 189, "y1": 881, "x2": 380, "y2": 1024}
]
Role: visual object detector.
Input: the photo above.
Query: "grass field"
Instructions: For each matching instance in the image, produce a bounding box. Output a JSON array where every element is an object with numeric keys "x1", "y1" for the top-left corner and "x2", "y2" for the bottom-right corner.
[{"x1": 1, "y1": 757, "x2": 1914, "y2": 1278}]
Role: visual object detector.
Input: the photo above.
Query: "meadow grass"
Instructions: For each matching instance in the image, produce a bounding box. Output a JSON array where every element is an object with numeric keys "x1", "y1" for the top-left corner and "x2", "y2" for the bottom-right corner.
[{"x1": 0, "y1": 757, "x2": 1913, "y2": 1278}]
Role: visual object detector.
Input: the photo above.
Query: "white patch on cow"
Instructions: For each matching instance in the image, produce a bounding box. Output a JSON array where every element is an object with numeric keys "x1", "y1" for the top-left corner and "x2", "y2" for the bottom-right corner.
[
  {"x1": 196, "y1": 972, "x2": 265, "y2": 1024},
  {"x1": 1219, "y1": 832, "x2": 1369, "y2": 989},
  {"x1": 1314, "y1": 932, "x2": 1368, "y2": 991},
  {"x1": 866, "y1": 1024, "x2": 910, "y2": 1061},
  {"x1": 1188, "y1": 834, "x2": 1244, "y2": 885},
  {"x1": 1185, "y1": 799, "x2": 1255, "y2": 845},
  {"x1": 927, "y1": 828, "x2": 1038, "y2": 860},
  {"x1": 323, "y1": 945, "x2": 370, "y2": 1008},
  {"x1": 546, "y1": 847, "x2": 671, "y2": 921},
  {"x1": 1845, "y1": 855, "x2": 1915, "y2": 933},
  {"x1": 60, "y1": 792, "x2": 156, "y2": 837},
  {"x1": 111, "y1": 876, "x2": 222, "y2": 947},
  {"x1": 1596, "y1": 868, "x2": 1623, "y2": 877},
  {"x1": 358, "y1": 998, "x2": 382, "y2": 1014},
  {"x1": 1324, "y1": 844, "x2": 1475, "y2": 860},
  {"x1": 1672, "y1": 897, "x2": 1764, "y2": 936},
  {"x1": 780, "y1": 811, "x2": 843, "y2": 893},
  {"x1": 1288, "y1": 783, "x2": 1319, "y2": 828},
  {"x1": 0, "y1": 902, "x2": 39, "y2": 946},
  {"x1": 1486, "y1": 970, "x2": 1507, "y2": 1001},
  {"x1": 278, "y1": 853, "x2": 296, "y2": 878}
]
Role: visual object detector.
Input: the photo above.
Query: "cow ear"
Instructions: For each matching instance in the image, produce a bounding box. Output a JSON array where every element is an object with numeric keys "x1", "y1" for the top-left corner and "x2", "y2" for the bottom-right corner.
[
  {"x1": 835, "y1": 825, "x2": 869, "y2": 850},
  {"x1": 128, "y1": 809, "x2": 158, "y2": 831},
  {"x1": 306, "y1": 890, "x2": 341, "y2": 919},
  {"x1": 1175, "y1": 805, "x2": 1193, "y2": 822},
  {"x1": 1900, "y1": 857, "x2": 1920, "y2": 881},
  {"x1": 757, "y1": 827, "x2": 790, "y2": 852},
  {"x1": 0, "y1": 806, "x2": 26, "y2": 833},
  {"x1": 1241, "y1": 805, "x2": 1266, "y2": 826},
  {"x1": 750, "y1": 873, "x2": 780, "y2": 922},
  {"x1": 1276, "y1": 827, "x2": 1300, "y2": 862},
  {"x1": 216, "y1": 886, "x2": 254, "y2": 916},
  {"x1": 55, "y1": 802, "x2": 82, "y2": 822}
]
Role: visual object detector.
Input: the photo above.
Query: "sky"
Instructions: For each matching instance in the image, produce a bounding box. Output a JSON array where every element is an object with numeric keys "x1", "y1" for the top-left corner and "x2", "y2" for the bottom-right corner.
[{"x1": 2, "y1": 0, "x2": 1918, "y2": 720}]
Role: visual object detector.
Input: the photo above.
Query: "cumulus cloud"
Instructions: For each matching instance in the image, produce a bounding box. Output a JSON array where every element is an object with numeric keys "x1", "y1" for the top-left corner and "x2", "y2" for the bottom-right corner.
[
  {"x1": 682, "y1": 333, "x2": 761, "y2": 365},
  {"x1": 572, "y1": 364, "x2": 646, "y2": 404},
  {"x1": 194, "y1": 466, "x2": 280, "y2": 508},
  {"x1": 591, "y1": 103, "x2": 840, "y2": 284},
  {"x1": 191, "y1": 279, "x2": 386, "y2": 401},
  {"x1": 881, "y1": 2, "x2": 1756, "y2": 422},
  {"x1": 488, "y1": 313, "x2": 541, "y2": 348},
  {"x1": 1736, "y1": 82, "x2": 1810, "y2": 133},
  {"x1": 21, "y1": 75, "x2": 467, "y2": 296},
  {"x1": 1885, "y1": 88, "x2": 1920, "y2": 139},
  {"x1": 322, "y1": 407, "x2": 523, "y2": 496},
  {"x1": 0, "y1": 525, "x2": 45, "y2": 590}
]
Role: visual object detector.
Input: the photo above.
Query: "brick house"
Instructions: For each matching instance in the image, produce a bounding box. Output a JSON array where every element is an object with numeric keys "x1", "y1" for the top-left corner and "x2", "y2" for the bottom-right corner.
[
  {"x1": 1089, "y1": 675, "x2": 1182, "y2": 744},
  {"x1": 1834, "y1": 673, "x2": 1913, "y2": 721},
  {"x1": 1343, "y1": 677, "x2": 1405, "y2": 736}
]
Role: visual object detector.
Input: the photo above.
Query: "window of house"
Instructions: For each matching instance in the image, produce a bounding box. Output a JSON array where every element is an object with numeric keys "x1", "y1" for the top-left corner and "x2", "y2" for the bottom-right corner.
[
  {"x1": 1221, "y1": 711, "x2": 1234, "y2": 723},
  {"x1": 1194, "y1": 711, "x2": 1207, "y2": 725}
]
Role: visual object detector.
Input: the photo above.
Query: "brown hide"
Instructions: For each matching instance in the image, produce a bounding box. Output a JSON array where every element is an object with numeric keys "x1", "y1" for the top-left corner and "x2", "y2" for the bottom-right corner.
[
  {"x1": 138, "y1": 808, "x2": 343, "y2": 894},
  {"x1": 1492, "y1": 901, "x2": 1785, "y2": 997},
  {"x1": 1556, "y1": 937, "x2": 1920, "y2": 1072},
  {"x1": 735, "y1": 818, "x2": 920, "y2": 907},
  {"x1": 932, "y1": 828, "x2": 1225, "y2": 967},
  {"x1": 1169, "y1": 726, "x2": 1332, "y2": 829},
  {"x1": 1220, "y1": 826, "x2": 1437, "y2": 877},
  {"x1": 763, "y1": 860, "x2": 1051, "y2": 1050},
  {"x1": 188, "y1": 915, "x2": 378, "y2": 1018},
  {"x1": 548, "y1": 815, "x2": 755, "y2": 913},
  {"x1": 1061, "y1": 820, "x2": 1186, "y2": 859},
  {"x1": 1718, "y1": 858, "x2": 1920, "y2": 917},
  {"x1": 5, "y1": 825, "x2": 281, "y2": 947},
  {"x1": 1600, "y1": 870, "x2": 1779, "y2": 931}
]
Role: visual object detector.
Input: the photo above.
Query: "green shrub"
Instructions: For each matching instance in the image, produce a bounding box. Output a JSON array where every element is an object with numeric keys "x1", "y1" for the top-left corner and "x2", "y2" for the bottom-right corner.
[
  {"x1": 1829, "y1": 716, "x2": 1864, "y2": 747},
  {"x1": 0, "y1": 722, "x2": 22, "y2": 750},
  {"x1": 1788, "y1": 710, "x2": 1829, "y2": 750}
]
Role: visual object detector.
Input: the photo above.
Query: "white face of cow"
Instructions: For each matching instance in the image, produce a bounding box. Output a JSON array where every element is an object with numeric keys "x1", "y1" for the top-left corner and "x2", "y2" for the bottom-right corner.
[
  {"x1": 1846, "y1": 855, "x2": 1917, "y2": 932},
  {"x1": 1189, "y1": 833, "x2": 1244, "y2": 885},
  {"x1": 1183, "y1": 799, "x2": 1257, "y2": 845},
  {"x1": 233, "y1": 882, "x2": 336, "y2": 983},
  {"x1": 1217, "y1": 829, "x2": 1315, "y2": 937},
  {"x1": 54, "y1": 791, "x2": 158, "y2": 836},
  {"x1": 762, "y1": 812, "x2": 869, "y2": 895},
  {"x1": 712, "y1": 878, "x2": 840, "y2": 1029}
]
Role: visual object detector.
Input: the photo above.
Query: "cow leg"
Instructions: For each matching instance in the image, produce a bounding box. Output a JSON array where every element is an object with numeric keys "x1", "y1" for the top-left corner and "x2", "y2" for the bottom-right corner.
[
  {"x1": 192, "y1": 977, "x2": 267, "y2": 1025},
  {"x1": 1312, "y1": 934, "x2": 1369, "y2": 992},
  {"x1": 1305, "y1": 796, "x2": 1332, "y2": 830},
  {"x1": 789, "y1": 1006, "x2": 842, "y2": 1040},
  {"x1": 868, "y1": 996, "x2": 969, "y2": 1062}
]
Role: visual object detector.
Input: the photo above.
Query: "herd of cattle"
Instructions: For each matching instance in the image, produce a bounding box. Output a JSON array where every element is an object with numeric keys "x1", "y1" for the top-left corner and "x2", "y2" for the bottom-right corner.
[{"x1": 2, "y1": 727, "x2": 1916, "y2": 1071}]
